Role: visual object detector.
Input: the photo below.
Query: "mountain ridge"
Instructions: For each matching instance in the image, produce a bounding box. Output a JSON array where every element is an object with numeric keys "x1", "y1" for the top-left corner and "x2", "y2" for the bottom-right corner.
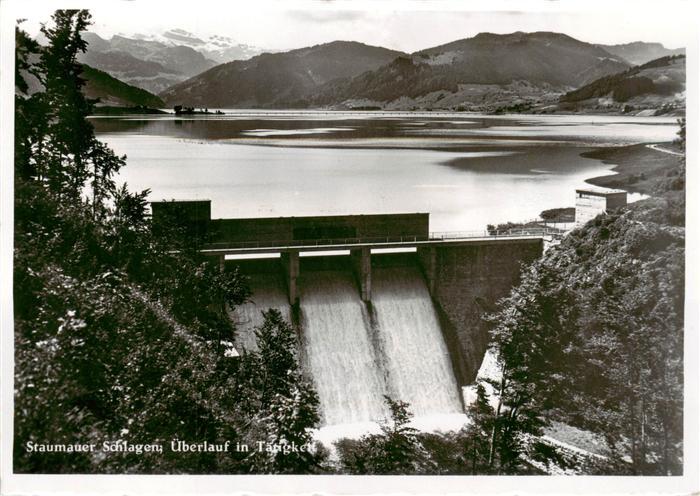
[
  {"x1": 560, "y1": 54, "x2": 685, "y2": 114},
  {"x1": 80, "y1": 31, "x2": 219, "y2": 93},
  {"x1": 596, "y1": 41, "x2": 685, "y2": 65},
  {"x1": 160, "y1": 40, "x2": 406, "y2": 107}
]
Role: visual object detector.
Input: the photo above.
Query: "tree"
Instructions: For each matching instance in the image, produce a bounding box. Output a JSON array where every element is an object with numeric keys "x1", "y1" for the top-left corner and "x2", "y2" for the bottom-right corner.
[
  {"x1": 487, "y1": 262, "x2": 580, "y2": 473},
  {"x1": 485, "y1": 198, "x2": 684, "y2": 475},
  {"x1": 241, "y1": 310, "x2": 323, "y2": 473},
  {"x1": 23, "y1": 10, "x2": 124, "y2": 216},
  {"x1": 13, "y1": 11, "x2": 282, "y2": 475},
  {"x1": 336, "y1": 396, "x2": 431, "y2": 474},
  {"x1": 461, "y1": 383, "x2": 494, "y2": 473}
]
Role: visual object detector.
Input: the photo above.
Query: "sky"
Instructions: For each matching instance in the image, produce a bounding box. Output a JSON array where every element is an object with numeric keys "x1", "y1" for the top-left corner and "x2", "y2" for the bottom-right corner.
[{"x1": 10, "y1": 0, "x2": 696, "y2": 53}]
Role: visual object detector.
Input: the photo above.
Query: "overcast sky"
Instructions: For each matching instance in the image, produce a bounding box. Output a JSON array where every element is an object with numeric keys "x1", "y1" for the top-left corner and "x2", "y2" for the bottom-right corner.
[{"x1": 11, "y1": 0, "x2": 695, "y2": 53}]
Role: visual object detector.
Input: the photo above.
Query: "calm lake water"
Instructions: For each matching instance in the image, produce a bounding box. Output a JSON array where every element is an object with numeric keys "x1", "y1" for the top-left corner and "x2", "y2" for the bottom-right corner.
[{"x1": 93, "y1": 111, "x2": 678, "y2": 232}]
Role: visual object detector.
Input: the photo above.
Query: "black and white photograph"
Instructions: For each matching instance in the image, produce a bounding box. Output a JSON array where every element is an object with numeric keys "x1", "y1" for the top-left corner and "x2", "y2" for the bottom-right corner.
[{"x1": 0, "y1": 0, "x2": 698, "y2": 493}]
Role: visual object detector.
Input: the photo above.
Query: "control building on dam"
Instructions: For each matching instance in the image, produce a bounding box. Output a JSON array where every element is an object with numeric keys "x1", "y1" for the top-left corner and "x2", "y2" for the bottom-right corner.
[{"x1": 152, "y1": 200, "x2": 544, "y2": 425}]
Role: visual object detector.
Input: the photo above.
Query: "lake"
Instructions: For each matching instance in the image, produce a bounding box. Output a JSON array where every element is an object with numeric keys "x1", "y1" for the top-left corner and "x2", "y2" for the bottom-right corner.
[{"x1": 93, "y1": 111, "x2": 678, "y2": 232}]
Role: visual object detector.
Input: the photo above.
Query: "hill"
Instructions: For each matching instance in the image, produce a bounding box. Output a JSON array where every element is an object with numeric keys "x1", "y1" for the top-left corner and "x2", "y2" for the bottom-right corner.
[
  {"x1": 597, "y1": 41, "x2": 685, "y2": 65},
  {"x1": 16, "y1": 54, "x2": 165, "y2": 111},
  {"x1": 81, "y1": 64, "x2": 166, "y2": 109},
  {"x1": 79, "y1": 32, "x2": 218, "y2": 93},
  {"x1": 560, "y1": 55, "x2": 685, "y2": 114},
  {"x1": 160, "y1": 40, "x2": 406, "y2": 107},
  {"x1": 162, "y1": 32, "x2": 630, "y2": 110},
  {"x1": 307, "y1": 32, "x2": 629, "y2": 110}
]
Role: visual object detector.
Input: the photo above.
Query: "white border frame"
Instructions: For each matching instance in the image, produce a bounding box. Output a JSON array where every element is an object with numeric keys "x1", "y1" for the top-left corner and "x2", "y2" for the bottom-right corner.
[{"x1": 1, "y1": 1, "x2": 698, "y2": 494}]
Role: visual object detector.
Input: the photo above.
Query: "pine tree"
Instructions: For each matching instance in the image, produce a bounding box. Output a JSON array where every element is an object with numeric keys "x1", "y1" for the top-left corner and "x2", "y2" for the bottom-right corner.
[
  {"x1": 243, "y1": 310, "x2": 323, "y2": 473},
  {"x1": 336, "y1": 396, "x2": 431, "y2": 474},
  {"x1": 35, "y1": 10, "x2": 124, "y2": 215},
  {"x1": 461, "y1": 383, "x2": 494, "y2": 473}
]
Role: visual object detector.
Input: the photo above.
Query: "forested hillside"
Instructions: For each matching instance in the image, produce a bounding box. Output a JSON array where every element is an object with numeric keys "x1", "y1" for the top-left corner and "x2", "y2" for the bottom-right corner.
[
  {"x1": 483, "y1": 123, "x2": 686, "y2": 475},
  {"x1": 14, "y1": 11, "x2": 323, "y2": 474},
  {"x1": 81, "y1": 64, "x2": 165, "y2": 108},
  {"x1": 560, "y1": 55, "x2": 685, "y2": 110}
]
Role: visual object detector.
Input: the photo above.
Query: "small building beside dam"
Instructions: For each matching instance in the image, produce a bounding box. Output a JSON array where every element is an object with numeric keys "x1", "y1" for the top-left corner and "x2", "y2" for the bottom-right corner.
[
  {"x1": 575, "y1": 188, "x2": 627, "y2": 227},
  {"x1": 151, "y1": 200, "x2": 544, "y2": 424}
]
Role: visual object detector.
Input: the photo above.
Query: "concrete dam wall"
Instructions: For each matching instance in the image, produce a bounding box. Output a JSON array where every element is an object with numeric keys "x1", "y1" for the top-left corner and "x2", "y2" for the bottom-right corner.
[
  {"x1": 152, "y1": 203, "x2": 543, "y2": 427},
  {"x1": 418, "y1": 239, "x2": 544, "y2": 384}
]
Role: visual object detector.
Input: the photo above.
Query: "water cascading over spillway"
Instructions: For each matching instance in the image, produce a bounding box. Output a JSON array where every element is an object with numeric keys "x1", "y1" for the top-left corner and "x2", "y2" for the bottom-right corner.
[
  {"x1": 371, "y1": 266, "x2": 463, "y2": 416},
  {"x1": 298, "y1": 270, "x2": 389, "y2": 425},
  {"x1": 231, "y1": 272, "x2": 290, "y2": 352},
  {"x1": 233, "y1": 256, "x2": 463, "y2": 428}
]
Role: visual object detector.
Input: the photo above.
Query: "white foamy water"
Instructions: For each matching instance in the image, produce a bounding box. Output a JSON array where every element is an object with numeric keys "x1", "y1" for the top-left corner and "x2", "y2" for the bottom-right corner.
[
  {"x1": 235, "y1": 265, "x2": 464, "y2": 433},
  {"x1": 230, "y1": 273, "x2": 290, "y2": 352},
  {"x1": 298, "y1": 270, "x2": 389, "y2": 425},
  {"x1": 314, "y1": 413, "x2": 469, "y2": 446},
  {"x1": 372, "y1": 266, "x2": 463, "y2": 416}
]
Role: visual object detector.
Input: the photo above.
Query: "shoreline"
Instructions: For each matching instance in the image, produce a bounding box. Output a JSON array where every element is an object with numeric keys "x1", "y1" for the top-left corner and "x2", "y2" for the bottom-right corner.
[{"x1": 580, "y1": 141, "x2": 682, "y2": 196}]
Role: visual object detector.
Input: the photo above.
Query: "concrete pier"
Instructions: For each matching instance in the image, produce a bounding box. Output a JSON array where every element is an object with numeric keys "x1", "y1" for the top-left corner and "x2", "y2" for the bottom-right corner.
[
  {"x1": 351, "y1": 247, "x2": 372, "y2": 302},
  {"x1": 281, "y1": 251, "x2": 300, "y2": 305}
]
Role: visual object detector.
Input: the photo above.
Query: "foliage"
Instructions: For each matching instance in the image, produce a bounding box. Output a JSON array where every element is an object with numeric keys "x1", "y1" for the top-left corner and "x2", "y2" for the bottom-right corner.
[
  {"x1": 487, "y1": 195, "x2": 684, "y2": 475},
  {"x1": 14, "y1": 11, "x2": 321, "y2": 474},
  {"x1": 335, "y1": 396, "x2": 432, "y2": 474},
  {"x1": 239, "y1": 310, "x2": 324, "y2": 474},
  {"x1": 460, "y1": 384, "x2": 495, "y2": 473}
]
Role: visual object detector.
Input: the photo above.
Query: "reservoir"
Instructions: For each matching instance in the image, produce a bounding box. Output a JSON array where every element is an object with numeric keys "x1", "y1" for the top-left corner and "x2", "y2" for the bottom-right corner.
[{"x1": 93, "y1": 111, "x2": 677, "y2": 232}]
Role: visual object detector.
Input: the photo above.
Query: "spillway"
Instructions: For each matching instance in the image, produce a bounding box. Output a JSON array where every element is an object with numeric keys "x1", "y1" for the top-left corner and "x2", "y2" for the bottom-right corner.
[
  {"x1": 298, "y1": 269, "x2": 389, "y2": 425},
  {"x1": 230, "y1": 255, "x2": 463, "y2": 428},
  {"x1": 372, "y1": 266, "x2": 463, "y2": 416},
  {"x1": 230, "y1": 271, "x2": 290, "y2": 352}
]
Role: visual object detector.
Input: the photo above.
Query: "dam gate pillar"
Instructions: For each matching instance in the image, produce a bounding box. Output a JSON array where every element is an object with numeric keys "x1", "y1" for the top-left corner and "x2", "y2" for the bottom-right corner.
[
  {"x1": 417, "y1": 246, "x2": 436, "y2": 295},
  {"x1": 351, "y1": 247, "x2": 372, "y2": 302},
  {"x1": 281, "y1": 251, "x2": 300, "y2": 306}
]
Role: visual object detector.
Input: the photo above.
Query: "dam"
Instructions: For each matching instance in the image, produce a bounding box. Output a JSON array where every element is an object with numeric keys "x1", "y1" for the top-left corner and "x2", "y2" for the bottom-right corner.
[{"x1": 152, "y1": 200, "x2": 545, "y2": 427}]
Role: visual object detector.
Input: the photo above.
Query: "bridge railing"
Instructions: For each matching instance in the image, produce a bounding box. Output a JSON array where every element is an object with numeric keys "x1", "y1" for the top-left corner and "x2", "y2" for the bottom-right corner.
[
  {"x1": 204, "y1": 235, "x2": 431, "y2": 250},
  {"x1": 200, "y1": 228, "x2": 560, "y2": 252}
]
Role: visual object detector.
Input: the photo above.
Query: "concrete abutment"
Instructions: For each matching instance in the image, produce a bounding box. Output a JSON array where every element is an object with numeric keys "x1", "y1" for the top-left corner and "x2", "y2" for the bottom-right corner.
[{"x1": 418, "y1": 239, "x2": 543, "y2": 386}]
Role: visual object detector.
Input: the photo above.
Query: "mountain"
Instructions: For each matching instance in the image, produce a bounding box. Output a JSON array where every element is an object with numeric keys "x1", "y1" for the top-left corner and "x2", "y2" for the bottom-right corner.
[
  {"x1": 161, "y1": 32, "x2": 630, "y2": 109},
  {"x1": 560, "y1": 55, "x2": 685, "y2": 114},
  {"x1": 160, "y1": 41, "x2": 406, "y2": 107},
  {"x1": 17, "y1": 55, "x2": 165, "y2": 110},
  {"x1": 139, "y1": 28, "x2": 270, "y2": 64},
  {"x1": 308, "y1": 32, "x2": 630, "y2": 110},
  {"x1": 81, "y1": 65, "x2": 165, "y2": 108},
  {"x1": 79, "y1": 32, "x2": 218, "y2": 93},
  {"x1": 414, "y1": 32, "x2": 628, "y2": 86},
  {"x1": 597, "y1": 42, "x2": 685, "y2": 65}
]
